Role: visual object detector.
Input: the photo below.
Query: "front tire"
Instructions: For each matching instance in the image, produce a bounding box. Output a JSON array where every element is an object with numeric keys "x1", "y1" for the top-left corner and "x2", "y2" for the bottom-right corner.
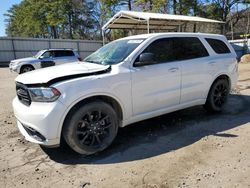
[
  {"x1": 204, "y1": 79, "x2": 230, "y2": 112},
  {"x1": 63, "y1": 101, "x2": 118, "y2": 155},
  {"x1": 20, "y1": 65, "x2": 34, "y2": 74}
]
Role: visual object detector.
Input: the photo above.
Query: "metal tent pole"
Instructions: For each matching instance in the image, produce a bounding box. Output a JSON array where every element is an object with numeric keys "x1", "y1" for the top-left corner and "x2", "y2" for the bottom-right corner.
[
  {"x1": 147, "y1": 19, "x2": 150, "y2": 34},
  {"x1": 178, "y1": 25, "x2": 181, "y2": 32}
]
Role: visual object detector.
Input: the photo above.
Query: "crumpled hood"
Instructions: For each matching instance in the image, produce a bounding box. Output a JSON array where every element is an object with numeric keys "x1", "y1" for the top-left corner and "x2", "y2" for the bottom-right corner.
[
  {"x1": 11, "y1": 57, "x2": 38, "y2": 63},
  {"x1": 15, "y1": 62, "x2": 110, "y2": 85}
]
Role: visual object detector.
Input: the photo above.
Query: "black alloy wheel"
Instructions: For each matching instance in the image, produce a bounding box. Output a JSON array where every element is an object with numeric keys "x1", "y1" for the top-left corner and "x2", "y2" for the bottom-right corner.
[
  {"x1": 204, "y1": 79, "x2": 230, "y2": 112},
  {"x1": 76, "y1": 110, "x2": 112, "y2": 148},
  {"x1": 63, "y1": 101, "x2": 118, "y2": 155}
]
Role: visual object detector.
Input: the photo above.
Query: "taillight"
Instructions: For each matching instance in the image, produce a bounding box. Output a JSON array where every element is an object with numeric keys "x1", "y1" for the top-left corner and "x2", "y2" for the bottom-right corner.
[{"x1": 78, "y1": 57, "x2": 83, "y2": 61}]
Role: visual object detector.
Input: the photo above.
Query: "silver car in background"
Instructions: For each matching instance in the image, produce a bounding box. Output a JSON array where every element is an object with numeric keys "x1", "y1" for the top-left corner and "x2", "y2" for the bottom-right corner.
[{"x1": 9, "y1": 49, "x2": 82, "y2": 74}]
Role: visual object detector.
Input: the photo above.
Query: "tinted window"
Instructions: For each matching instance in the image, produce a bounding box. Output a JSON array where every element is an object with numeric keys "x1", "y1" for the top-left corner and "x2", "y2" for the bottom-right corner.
[
  {"x1": 174, "y1": 37, "x2": 209, "y2": 60},
  {"x1": 205, "y1": 38, "x2": 231, "y2": 54},
  {"x1": 142, "y1": 38, "x2": 175, "y2": 63},
  {"x1": 139, "y1": 37, "x2": 208, "y2": 65},
  {"x1": 55, "y1": 50, "x2": 74, "y2": 57}
]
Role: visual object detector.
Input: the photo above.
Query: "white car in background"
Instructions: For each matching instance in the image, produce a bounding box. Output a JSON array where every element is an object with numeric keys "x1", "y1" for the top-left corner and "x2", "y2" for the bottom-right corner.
[
  {"x1": 9, "y1": 49, "x2": 82, "y2": 74},
  {"x1": 12, "y1": 33, "x2": 238, "y2": 155}
]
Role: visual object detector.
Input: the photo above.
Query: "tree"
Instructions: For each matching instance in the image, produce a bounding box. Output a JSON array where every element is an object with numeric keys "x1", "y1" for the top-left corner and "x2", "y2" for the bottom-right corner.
[
  {"x1": 119, "y1": 0, "x2": 135, "y2": 10},
  {"x1": 5, "y1": 0, "x2": 98, "y2": 39},
  {"x1": 133, "y1": 0, "x2": 168, "y2": 12},
  {"x1": 4, "y1": 0, "x2": 250, "y2": 39},
  {"x1": 5, "y1": 1, "x2": 48, "y2": 37}
]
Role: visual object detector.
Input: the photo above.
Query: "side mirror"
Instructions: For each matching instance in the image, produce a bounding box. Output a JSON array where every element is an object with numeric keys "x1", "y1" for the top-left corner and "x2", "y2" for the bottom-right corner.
[
  {"x1": 134, "y1": 53, "x2": 155, "y2": 67},
  {"x1": 39, "y1": 56, "x2": 44, "y2": 59}
]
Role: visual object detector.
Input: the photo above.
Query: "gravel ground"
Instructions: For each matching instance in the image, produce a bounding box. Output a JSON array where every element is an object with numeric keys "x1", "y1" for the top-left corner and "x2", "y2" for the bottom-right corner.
[{"x1": 0, "y1": 64, "x2": 250, "y2": 188}]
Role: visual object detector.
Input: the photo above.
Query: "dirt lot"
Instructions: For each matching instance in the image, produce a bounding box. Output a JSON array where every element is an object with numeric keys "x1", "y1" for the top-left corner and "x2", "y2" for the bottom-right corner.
[{"x1": 1, "y1": 64, "x2": 250, "y2": 188}]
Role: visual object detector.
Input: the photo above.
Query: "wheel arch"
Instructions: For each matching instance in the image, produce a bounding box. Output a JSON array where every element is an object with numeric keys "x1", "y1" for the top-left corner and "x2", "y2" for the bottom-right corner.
[
  {"x1": 212, "y1": 74, "x2": 231, "y2": 89},
  {"x1": 65, "y1": 95, "x2": 123, "y2": 121},
  {"x1": 20, "y1": 64, "x2": 35, "y2": 73},
  {"x1": 205, "y1": 73, "x2": 231, "y2": 100},
  {"x1": 58, "y1": 94, "x2": 124, "y2": 143},
  {"x1": 204, "y1": 74, "x2": 231, "y2": 112}
]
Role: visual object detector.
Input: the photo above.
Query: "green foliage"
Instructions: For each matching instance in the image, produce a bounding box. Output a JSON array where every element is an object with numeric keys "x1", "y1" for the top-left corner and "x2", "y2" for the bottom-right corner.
[
  {"x1": 4, "y1": 0, "x2": 250, "y2": 39},
  {"x1": 5, "y1": 1, "x2": 47, "y2": 37},
  {"x1": 5, "y1": 0, "x2": 98, "y2": 39},
  {"x1": 134, "y1": 0, "x2": 167, "y2": 12}
]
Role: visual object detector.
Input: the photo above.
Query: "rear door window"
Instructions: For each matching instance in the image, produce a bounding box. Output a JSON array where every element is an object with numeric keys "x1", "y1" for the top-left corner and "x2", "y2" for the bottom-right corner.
[
  {"x1": 55, "y1": 50, "x2": 75, "y2": 57},
  {"x1": 205, "y1": 38, "x2": 231, "y2": 54},
  {"x1": 174, "y1": 37, "x2": 209, "y2": 61}
]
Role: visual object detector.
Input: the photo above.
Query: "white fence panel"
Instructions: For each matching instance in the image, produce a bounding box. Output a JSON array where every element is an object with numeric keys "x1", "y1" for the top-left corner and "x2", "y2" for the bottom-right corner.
[
  {"x1": 51, "y1": 41, "x2": 78, "y2": 49},
  {"x1": 15, "y1": 52, "x2": 37, "y2": 59},
  {"x1": 0, "y1": 52, "x2": 14, "y2": 62},
  {"x1": 79, "y1": 42, "x2": 102, "y2": 52},
  {"x1": 80, "y1": 52, "x2": 93, "y2": 58},
  {"x1": 14, "y1": 40, "x2": 49, "y2": 51},
  {"x1": 0, "y1": 39, "x2": 13, "y2": 51}
]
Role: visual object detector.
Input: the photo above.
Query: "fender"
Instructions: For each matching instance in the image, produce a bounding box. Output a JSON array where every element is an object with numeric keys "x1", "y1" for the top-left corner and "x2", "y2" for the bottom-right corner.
[
  {"x1": 56, "y1": 92, "x2": 126, "y2": 140},
  {"x1": 205, "y1": 72, "x2": 231, "y2": 100}
]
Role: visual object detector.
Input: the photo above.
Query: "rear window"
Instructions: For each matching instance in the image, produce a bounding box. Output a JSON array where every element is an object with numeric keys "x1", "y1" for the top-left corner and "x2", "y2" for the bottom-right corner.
[
  {"x1": 55, "y1": 50, "x2": 75, "y2": 57},
  {"x1": 205, "y1": 38, "x2": 231, "y2": 54}
]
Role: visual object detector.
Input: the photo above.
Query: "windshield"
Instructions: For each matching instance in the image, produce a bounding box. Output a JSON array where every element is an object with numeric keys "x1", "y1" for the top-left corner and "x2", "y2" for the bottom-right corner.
[
  {"x1": 34, "y1": 50, "x2": 46, "y2": 58},
  {"x1": 84, "y1": 39, "x2": 144, "y2": 65}
]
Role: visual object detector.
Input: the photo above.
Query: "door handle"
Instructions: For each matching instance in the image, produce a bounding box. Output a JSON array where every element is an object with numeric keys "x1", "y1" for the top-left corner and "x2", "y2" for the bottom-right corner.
[{"x1": 168, "y1": 67, "x2": 179, "y2": 72}]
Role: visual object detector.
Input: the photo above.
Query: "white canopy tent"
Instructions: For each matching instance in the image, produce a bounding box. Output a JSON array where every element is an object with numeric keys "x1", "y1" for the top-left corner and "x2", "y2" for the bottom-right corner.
[{"x1": 102, "y1": 11, "x2": 224, "y2": 44}]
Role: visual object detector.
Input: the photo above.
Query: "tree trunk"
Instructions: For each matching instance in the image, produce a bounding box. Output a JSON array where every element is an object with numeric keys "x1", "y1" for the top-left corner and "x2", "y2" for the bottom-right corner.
[
  {"x1": 179, "y1": 0, "x2": 183, "y2": 15},
  {"x1": 193, "y1": 0, "x2": 198, "y2": 32},
  {"x1": 149, "y1": 0, "x2": 153, "y2": 11},
  {"x1": 68, "y1": 12, "x2": 73, "y2": 39},
  {"x1": 51, "y1": 26, "x2": 57, "y2": 39},
  {"x1": 173, "y1": 0, "x2": 177, "y2": 14},
  {"x1": 128, "y1": 0, "x2": 132, "y2": 10}
]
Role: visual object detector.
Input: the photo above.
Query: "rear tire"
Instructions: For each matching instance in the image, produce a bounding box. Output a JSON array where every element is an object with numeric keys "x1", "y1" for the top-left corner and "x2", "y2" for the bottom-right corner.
[
  {"x1": 20, "y1": 65, "x2": 34, "y2": 74},
  {"x1": 204, "y1": 79, "x2": 230, "y2": 113},
  {"x1": 62, "y1": 101, "x2": 118, "y2": 155}
]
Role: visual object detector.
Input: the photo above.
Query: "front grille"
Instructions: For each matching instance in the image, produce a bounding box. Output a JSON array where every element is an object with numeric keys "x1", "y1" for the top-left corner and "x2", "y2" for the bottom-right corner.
[{"x1": 16, "y1": 82, "x2": 31, "y2": 106}]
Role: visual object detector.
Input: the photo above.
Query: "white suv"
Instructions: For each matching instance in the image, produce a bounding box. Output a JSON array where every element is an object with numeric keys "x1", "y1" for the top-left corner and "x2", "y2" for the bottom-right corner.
[
  {"x1": 12, "y1": 33, "x2": 238, "y2": 155},
  {"x1": 9, "y1": 49, "x2": 81, "y2": 74}
]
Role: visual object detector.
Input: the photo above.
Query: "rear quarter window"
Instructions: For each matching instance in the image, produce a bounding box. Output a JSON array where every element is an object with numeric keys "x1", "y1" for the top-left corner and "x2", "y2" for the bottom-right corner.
[{"x1": 205, "y1": 38, "x2": 231, "y2": 54}]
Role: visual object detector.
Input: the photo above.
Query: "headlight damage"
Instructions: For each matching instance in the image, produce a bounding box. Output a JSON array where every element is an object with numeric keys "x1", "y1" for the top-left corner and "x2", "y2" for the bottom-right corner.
[
  {"x1": 16, "y1": 82, "x2": 61, "y2": 106},
  {"x1": 29, "y1": 87, "x2": 61, "y2": 102}
]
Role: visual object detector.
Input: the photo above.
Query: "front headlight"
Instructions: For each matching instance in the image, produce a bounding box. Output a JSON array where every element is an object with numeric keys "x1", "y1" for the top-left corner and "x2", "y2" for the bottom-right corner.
[
  {"x1": 29, "y1": 87, "x2": 61, "y2": 102},
  {"x1": 11, "y1": 61, "x2": 18, "y2": 66}
]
